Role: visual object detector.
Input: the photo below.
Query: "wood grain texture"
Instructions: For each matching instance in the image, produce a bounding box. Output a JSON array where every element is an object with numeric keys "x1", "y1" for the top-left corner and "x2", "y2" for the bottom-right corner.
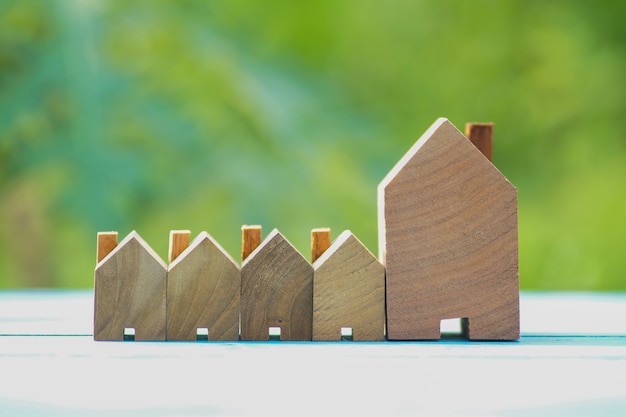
[
  {"x1": 241, "y1": 225, "x2": 262, "y2": 261},
  {"x1": 96, "y1": 232, "x2": 118, "y2": 263},
  {"x1": 168, "y1": 230, "x2": 191, "y2": 263},
  {"x1": 240, "y1": 229, "x2": 313, "y2": 341},
  {"x1": 313, "y1": 230, "x2": 385, "y2": 341},
  {"x1": 311, "y1": 228, "x2": 331, "y2": 262},
  {"x1": 94, "y1": 231, "x2": 167, "y2": 341},
  {"x1": 379, "y1": 118, "x2": 519, "y2": 340},
  {"x1": 167, "y1": 232, "x2": 240, "y2": 341},
  {"x1": 465, "y1": 122, "x2": 494, "y2": 162}
]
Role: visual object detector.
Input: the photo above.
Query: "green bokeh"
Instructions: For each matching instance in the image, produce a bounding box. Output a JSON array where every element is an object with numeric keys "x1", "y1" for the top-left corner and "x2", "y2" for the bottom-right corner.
[{"x1": 1, "y1": 0, "x2": 625, "y2": 289}]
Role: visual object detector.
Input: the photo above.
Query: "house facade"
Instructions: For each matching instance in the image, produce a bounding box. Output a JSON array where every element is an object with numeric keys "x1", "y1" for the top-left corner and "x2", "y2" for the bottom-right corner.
[{"x1": 379, "y1": 118, "x2": 519, "y2": 340}]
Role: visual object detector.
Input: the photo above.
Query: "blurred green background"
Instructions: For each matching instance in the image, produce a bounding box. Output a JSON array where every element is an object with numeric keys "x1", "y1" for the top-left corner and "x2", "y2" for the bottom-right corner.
[{"x1": 1, "y1": 0, "x2": 625, "y2": 289}]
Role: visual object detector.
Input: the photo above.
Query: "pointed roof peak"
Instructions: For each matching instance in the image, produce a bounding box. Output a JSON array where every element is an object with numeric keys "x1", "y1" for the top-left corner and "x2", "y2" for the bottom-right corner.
[
  {"x1": 257, "y1": 228, "x2": 290, "y2": 249},
  {"x1": 191, "y1": 232, "x2": 238, "y2": 265},
  {"x1": 194, "y1": 230, "x2": 210, "y2": 241},
  {"x1": 378, "y1": 117, "x2": 512, "y2": 193},
  {"x1": 242, "y1": 228, "x2": 308, "y2": 268},
  {"x1": 379, "y1": 118, "x2": 459, "y2": 191},
  {"x1": 169, "y1": 231, "x2": 239, "y2": 269},
  {"x1": 313, "y1": 230, "x2": 377, "y2": 268},
  {"x1": 266, "y1": 228, "x2": 283, "y2": 240},
  {"x1": 96, "y1": 230, "x2": 167, "y2": 270},
  {"x1": 127, "y1": 229, "x2": 140, "y2": 239},
  {"x1": 333, "y1": 229, "x2": 355, "y2": 246}
]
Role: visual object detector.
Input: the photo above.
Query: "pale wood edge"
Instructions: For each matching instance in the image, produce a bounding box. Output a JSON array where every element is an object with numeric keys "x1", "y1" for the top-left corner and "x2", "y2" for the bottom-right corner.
[
  {"x1": 95, "y1": 230, "x2": 167, "y2": 272},
  {"x1": 313, "y1": 230, "x2": 379, "y2": 270},
  {"x1": 378, "y1": 117, "x2": 450, "y2": 192},
  {"x1": 169, "y1": 231, "x2": 241, "y2": 271},
  {"x1": 242, "y1": 228, "x2": 310, "y2": 269}
]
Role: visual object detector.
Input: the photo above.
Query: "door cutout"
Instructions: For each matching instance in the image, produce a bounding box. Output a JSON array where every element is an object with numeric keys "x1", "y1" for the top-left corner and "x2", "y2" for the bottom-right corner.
[
  {"x1": 123, "y1": 327, "x2": 136, "y2": 341},
  {"x1": 268, "y1": 326, "x2": 281, "y2": 341},
  {"x1": 196, "y1": 327, "x2": 209, "y2": 341},
  {"x1": 340, "y1": 327, "x2": 353, "y2": 341},
  {"x1": 440, "y1": 318, "x2": 463, "y2": 338}
]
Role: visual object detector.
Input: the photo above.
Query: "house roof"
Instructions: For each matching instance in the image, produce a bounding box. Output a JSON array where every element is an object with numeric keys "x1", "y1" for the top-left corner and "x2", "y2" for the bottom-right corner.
[
  {"x1": 241, "y1": 228, "x2": 308, "y2": 269},
  {"x1": 378, "y1": 117, "x2": 514, "y2": 193},
  {"x1": 377, "y1": 118, "x2": 516, "y2": 261},
  {"x1": 95, "y1": 230, "x2": 166, "y2": 271},
  {"x1": 312, "y1": 230, "x2": 377, "y2": 270},
  {"x1": 168, "y1": 231, "x2": 239, "y2": 271}
]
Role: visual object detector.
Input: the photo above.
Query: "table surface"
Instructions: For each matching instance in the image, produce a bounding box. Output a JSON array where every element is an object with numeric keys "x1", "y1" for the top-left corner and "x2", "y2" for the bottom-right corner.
[{"x1": 1, "y1": 290, "x2": 626, "y2": 416}]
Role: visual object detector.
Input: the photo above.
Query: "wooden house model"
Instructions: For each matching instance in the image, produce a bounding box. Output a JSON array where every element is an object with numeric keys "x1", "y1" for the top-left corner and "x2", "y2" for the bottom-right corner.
[
  {"x1": 312, "y1": 230, "x2": 385, "y2": 341},
  {"x1": 378, "y1": 118, "x2": 519, "y2": 340},
  {"x1": 167, "y1": 232, "x2": 240, "y2": 341},
  {"x1": 94, "y1": 231, "x2": 167, "y2": 341},
  {"x1": 240, "y1": 229, "x2": 313, "y2": 341}
]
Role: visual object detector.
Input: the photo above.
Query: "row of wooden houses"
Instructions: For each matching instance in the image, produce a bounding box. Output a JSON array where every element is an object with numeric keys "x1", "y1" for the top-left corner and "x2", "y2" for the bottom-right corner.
[
  {"x1": 94, "y1": 227, "x2": 385, "y2": 341},
  {"x1": 94, "y1": 118, "x2": 520, "y2": 342}
]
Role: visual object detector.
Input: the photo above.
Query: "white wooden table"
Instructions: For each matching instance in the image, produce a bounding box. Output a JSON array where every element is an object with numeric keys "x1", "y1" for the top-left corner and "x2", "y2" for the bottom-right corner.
[{"x1": 1, "y1": 290, "x2": 625, "y2": 416}]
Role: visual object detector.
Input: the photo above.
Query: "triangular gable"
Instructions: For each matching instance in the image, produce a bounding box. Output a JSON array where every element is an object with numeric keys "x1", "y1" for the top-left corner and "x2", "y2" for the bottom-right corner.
[
  {"x1": 95, "y1": 230, "x2": 167, "y2": 271},
  {"x1": 169, "y1": 231, "x2": 239, "y2": 271},
  {"x1": 377, "y1": 118, "x2": 516, "y2": 261},
  {"x1": 378, "y1": 118, "x2": 514, "y2": 192},
  {"x1": 241, "y1": 228, "x2": 309, "y2": 269},
  {"x1": 313, "y1": 230, "x2": 377, "y2": 269}
]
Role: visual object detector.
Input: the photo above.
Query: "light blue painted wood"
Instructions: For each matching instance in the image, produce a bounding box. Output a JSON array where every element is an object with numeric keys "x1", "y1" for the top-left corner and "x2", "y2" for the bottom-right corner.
[
  {"x1": 1, "y1": 291, "x2": 626, "y2": 416},
  {"x1": 2, "y1": 290, "x2": 626, "y2": 336}
]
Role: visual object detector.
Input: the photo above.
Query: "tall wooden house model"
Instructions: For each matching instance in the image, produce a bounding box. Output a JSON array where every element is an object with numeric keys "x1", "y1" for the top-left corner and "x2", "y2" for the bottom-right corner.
[{"x1": 378, "y1": 118, "x2": 519, "y2": 340}]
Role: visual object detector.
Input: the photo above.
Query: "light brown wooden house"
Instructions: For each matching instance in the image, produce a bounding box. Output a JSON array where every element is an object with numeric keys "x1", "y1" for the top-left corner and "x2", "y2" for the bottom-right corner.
[
  {"x1": 167, "y1": 232, "x2": 240, "y2": 341},
  {"x1": 379, "y1": 118, "x2": 519, "y2": 340},
  {"x1": 94, "y1": 231, "x2": 167, "y2": 341},
  {"x1": 312, "y1": 230, "x2": 385, "y2": 341},
  {"x1": 240, "y1": 229, "x2": 313, "y2": 341}
]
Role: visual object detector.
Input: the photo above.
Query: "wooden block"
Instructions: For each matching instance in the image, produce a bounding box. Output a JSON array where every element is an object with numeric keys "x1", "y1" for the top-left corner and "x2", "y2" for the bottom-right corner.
[
  {"x1": 465, "y1": 122, "x2": 494, "y2": 162},
  {"x1": 96, "y1": 232, "x2": 118, "y2": 263},
  {"x1": 167, "y1": 232, "x2": 240, "y2": 341},
  {"x1": 311, "y1": 228, "x2": 331, "y2": 262},
  {"x1": 240, "y1": 229, "x2": 313, "y2": 341},
  {"x1": 94, "y1": 231, "x2": 167, "y2": 341},
  {"x1": 313, "y1": 231, "x2": 385, "y2": 341},
  {"x1": 241, "y1": 225, "x2": 262, "y2": 261},
  {"x1": 379, "y1": 118, "x2": 519, "y2": 340},
  {"x1": 168, "y1": 230, "x2": 191, "y2": 263}
]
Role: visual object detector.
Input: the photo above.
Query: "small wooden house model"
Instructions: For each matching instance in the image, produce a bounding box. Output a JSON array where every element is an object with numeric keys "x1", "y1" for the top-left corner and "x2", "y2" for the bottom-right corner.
[
  {"x1": 240, "y1": 229, "x2": 313, "y2": 341},
  {"x1": 312, "y1": 230, "x2": 385, "y2": 341},
  {"x1": 94, "y1": 231, "x2": 167, "y2": 341},
  {"x1": 167, "y1": 232, "x2": 240, "y2": 341},
  {"x1": 378, "y1": 118, "x2": 519, "y2": 340}
]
